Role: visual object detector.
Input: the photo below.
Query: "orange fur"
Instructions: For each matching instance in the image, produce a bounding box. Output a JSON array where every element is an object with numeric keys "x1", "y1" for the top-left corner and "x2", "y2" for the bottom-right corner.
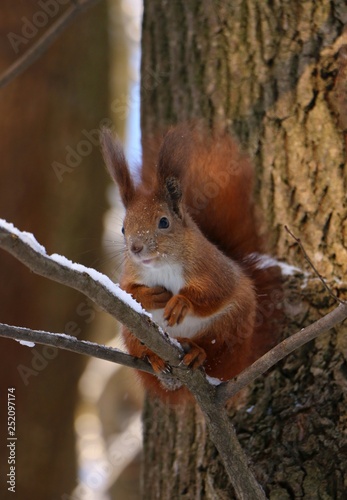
[{"x1": 101, "y1": 125, "x2": 283, "y2": 404}]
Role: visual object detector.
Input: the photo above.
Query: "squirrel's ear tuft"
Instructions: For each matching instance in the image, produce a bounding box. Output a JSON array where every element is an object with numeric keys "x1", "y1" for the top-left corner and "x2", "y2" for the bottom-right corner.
[
  {"x1": 100, "y1": 128, "x2": 135, "y2": 207},
  {"x1": 165, "y1": 176, "x2": 183, "y2": 217},
  {"x1": 157, "y1": 125, "x2": 192, "y2": 182},
  {"x1": 156, "y1": 125, "x2": 192, "y2": 219}
]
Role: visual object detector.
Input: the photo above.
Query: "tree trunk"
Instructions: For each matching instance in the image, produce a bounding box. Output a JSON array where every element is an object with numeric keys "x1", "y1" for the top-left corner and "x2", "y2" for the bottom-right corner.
[
  {"x1": 140, "y1": 1, "x2": 347, "y2": 498},
  {"x1": 0, "y1": 2, "x2": 109, "y2": 498}
]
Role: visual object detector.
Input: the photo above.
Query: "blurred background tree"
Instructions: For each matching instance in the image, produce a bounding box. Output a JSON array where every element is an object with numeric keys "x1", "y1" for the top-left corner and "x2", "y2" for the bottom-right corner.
[{"x1": 0, "y1": 1, "x2": 109, "y2": 498}]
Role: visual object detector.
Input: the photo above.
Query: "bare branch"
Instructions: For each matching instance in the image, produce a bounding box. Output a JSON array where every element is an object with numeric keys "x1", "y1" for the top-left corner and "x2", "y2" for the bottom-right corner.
[
  {"x1": 217, "y1": 302, "x2": 347, "y2": 404},
  {"x1": 0, "y1": 322, "x2": 154, "y2": 375},
  {"x1": 0, "y1": 0, "x2": 102, "y2": 89}
]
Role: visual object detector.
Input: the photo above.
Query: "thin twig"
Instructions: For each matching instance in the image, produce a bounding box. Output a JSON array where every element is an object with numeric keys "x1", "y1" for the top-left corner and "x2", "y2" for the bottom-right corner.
[
  {"x1": 0, "y1": 322, "x2": 154, "y2": 375},
  {"x1": 285, "y1": 225, "x2": 345, "y2": 305},
  {"x1": 0, "y1": 0, "x2": 101, "y2": 89},
  {"x1": 216, "y1": 301, "x2": 347, "y2": 404}
]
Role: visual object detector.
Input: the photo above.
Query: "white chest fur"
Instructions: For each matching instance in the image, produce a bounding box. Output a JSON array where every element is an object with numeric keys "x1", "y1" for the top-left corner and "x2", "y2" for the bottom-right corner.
[
  {"x1": 139, "y1": 261, "x2": 213, "y2": 339},
  {"x1": 140, "y1": 262, "x2": 185, "y2": 295},
  {"x1": 150, "y1": 309, "x2": 213, "y2": 339}
]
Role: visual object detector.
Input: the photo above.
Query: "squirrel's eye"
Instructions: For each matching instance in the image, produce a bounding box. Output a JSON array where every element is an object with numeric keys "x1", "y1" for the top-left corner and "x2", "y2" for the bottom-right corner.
[
  {"x1": 121, "y1": 226, "x2": 125, "y2": 235},
  {"x1": 158, "y1": 217, "x2": 170, "y2": 229}
]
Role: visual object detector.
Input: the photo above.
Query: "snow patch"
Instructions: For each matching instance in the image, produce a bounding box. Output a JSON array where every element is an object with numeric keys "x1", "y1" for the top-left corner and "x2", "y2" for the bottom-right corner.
[
  {"x1": 0, "y1": 218, "x2": 46, "y2": 254},
  {"x1": 15, "y1": 339, "x2": 35, "y2": 348},
  {"x1": 59, "y1": 333, "x2": 78, "y2": 341},
  {"x1": 277, "y1": 261, "x2": 304, "y2": 276},
  {"x1": 50, "y1": 252, "x2": 148, "y2": 316},
  {"x1": 249, "y1": 252, "x2": 303, "y2": 276},
  {"x1": 206, "y1": 375, "x2": 222, "y2": 386},
  {"x1": 164, "y1": 334, "x2": 183, "y2": 351}
]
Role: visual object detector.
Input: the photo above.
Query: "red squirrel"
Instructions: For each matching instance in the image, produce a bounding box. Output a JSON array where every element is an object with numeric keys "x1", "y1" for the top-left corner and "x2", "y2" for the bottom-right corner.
[{"x1": 101, "y1": 124, "x2": 282, "y2": 403}]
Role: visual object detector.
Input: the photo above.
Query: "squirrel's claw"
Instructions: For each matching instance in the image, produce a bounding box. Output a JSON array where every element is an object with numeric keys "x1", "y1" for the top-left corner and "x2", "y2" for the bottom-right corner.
[
  {"x1": 161, "y1": 364, "x2": 172, "y2": 375},
  {"x1": 145, "y1": 353, "x2": 172, "y2": 374},
  {"x1": 178, "y1": 338, "x2": 207, "y2": 369}
]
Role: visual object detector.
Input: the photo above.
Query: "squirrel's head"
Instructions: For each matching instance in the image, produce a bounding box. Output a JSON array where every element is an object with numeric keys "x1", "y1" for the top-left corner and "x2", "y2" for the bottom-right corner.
[{"x1": 100, "y1": 128, "x2": 189, "y2": 269}]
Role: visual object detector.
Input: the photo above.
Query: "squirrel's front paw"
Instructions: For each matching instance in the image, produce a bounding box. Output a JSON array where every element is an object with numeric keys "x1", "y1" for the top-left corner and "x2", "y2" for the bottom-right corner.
[
  {"x1": 144, "y1": 351, "x2": 171, "y2": 374},
  {"x1": 178, "y1": 338, "x2": 207, "y2": 369},
  {"x1": 132, "y1": 285, "x2": 173, "y2": 310},
  {"x1": 164, "y1": 294, "x2": 191, "y2": 326}
]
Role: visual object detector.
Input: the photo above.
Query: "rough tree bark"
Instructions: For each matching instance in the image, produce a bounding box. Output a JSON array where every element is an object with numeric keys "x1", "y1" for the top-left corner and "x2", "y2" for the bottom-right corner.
[{"x1": 140, "y1": 1, "x2": 347, "y2": 498}]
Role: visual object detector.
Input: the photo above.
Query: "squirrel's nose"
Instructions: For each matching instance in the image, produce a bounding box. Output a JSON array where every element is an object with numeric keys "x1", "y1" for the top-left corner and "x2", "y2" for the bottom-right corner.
[{"x1": 131, "y1": 241, "x2": 144, "y2": 254}]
